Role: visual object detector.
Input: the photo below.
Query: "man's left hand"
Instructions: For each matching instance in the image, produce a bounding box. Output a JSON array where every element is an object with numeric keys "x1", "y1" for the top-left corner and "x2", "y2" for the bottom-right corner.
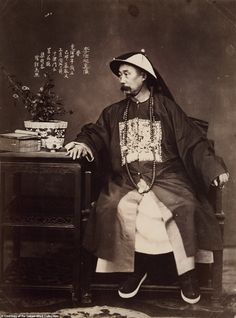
[{"x1": 212, "y1": 173, "x2": 229, "y2": 188}]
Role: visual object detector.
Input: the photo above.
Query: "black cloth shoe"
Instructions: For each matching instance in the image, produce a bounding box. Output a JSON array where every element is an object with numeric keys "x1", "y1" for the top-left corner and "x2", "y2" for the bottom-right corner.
[
  {"x1": 118, "y1": 252, "x2": 149, "y2": 298},
  {"x1": 118, "y1": 272, "x2": 147, "y2": 298},
  {"x1": 179, "y1": 269, "x2": 201, "y2": 304}
]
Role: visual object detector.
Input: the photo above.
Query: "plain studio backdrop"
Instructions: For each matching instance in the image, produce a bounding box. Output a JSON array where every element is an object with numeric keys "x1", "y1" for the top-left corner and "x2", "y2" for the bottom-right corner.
[{"x1": 0, "y1": 0, "x2": 235, "y2": 246}]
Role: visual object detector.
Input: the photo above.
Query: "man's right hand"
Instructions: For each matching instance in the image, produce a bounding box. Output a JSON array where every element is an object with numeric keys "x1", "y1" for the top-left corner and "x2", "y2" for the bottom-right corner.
[{"x1": 65, "y1": 142, "x2": 94, "y2": 161}]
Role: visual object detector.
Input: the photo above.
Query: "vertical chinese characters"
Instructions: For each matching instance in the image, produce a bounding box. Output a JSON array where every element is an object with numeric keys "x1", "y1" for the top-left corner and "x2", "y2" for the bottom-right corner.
[
  {"x1": 33, "y1": 44, "x2": 91, "y2": 78},
  {"x1": 82, "y1": 46, "x2": 90, "y2": 75}
]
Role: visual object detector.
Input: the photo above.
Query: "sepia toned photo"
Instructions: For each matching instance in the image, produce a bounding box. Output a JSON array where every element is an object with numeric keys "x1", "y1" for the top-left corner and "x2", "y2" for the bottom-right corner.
[{"x1": 0, "y1": 1, "x2": 235, "y2": 317}]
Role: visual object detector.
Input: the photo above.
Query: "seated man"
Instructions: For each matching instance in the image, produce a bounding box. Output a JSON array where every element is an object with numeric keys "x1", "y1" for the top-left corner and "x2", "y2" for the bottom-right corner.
[{"x1": 65, "y1": 50, "x2": 229, "y2": 304}]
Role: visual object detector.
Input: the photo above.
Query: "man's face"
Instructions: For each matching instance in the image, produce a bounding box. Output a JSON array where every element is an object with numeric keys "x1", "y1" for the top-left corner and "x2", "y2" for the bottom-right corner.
[{"x1": 118, "y1": 64, "x2": 146, "y2": 96}]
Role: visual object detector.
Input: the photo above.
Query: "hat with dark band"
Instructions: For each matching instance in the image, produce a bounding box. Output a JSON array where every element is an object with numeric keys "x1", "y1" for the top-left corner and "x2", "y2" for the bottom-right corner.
[
  {"x1": 110, "y1": 49, "x2": 157, "y2": 80},
  {"x1": 110, "y1": 49, "x2": 175, "y2": 101}
]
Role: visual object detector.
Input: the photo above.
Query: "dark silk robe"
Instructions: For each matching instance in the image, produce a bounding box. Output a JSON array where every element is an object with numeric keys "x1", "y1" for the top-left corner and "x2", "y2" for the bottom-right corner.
[{"x1": 76, "y1": 93, "x2": 227, "y2": 268}]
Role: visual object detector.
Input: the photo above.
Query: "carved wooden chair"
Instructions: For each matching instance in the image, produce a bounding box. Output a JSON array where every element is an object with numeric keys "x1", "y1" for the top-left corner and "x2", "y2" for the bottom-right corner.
[
  {"x1": 79, "y1": 118, "x2": 225, "y2": 307},
  {"x1": 79, "y1": 173, "x2": 225, "y2": 307}
]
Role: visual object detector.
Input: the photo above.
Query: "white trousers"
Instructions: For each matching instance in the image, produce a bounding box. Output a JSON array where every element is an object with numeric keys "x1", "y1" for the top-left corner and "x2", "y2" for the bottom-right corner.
[{"x1": 96, "y1": 187, "x2": 213, "y2": 275}]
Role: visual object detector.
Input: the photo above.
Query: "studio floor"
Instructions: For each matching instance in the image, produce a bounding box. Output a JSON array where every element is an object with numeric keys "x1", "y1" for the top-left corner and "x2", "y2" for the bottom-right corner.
[{"x1": 0, "y1": 247, "x2": 235, "y2": 318}]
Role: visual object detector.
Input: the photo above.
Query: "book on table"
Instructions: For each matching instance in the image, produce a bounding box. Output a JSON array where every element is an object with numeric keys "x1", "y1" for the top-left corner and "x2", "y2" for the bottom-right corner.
[{"x1": 0, "y1": 130, "x2": 41, "y2": 152}]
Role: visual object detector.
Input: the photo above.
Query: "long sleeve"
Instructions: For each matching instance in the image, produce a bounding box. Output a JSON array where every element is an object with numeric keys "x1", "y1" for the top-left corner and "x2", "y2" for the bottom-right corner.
[
  {"x1": 161, "y1": 96, "x2": 228, "y2": 192},
  {"x1": 75, "y1": 107, "x2": 111, "y2": 156}
]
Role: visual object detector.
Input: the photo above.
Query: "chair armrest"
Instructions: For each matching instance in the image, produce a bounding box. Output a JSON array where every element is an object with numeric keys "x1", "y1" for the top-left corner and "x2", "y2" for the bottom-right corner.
[
  {"x1": 214, "y1": 187, "x2": 225, "y2": 219},
  {"x1": 208, "y1": 186, "x2": 225, "y2": 237},
  {"x1": 81, "y1": 168, "x2": 95, "y2": 223}
]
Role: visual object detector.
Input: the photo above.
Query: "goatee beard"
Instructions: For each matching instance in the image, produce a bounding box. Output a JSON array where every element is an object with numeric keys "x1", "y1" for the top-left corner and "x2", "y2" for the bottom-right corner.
[{"x1": 120, "y1": 85, "x2": 132, "y2": 96}]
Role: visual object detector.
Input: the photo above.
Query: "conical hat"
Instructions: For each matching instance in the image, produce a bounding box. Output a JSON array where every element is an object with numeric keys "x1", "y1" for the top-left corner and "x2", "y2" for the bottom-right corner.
[
  {"x1": 110, "y1": 50, "x2": 175, "y2": 101},
  {"x1": 110, "y1": 50, "x2": 157, "y2": 79}
]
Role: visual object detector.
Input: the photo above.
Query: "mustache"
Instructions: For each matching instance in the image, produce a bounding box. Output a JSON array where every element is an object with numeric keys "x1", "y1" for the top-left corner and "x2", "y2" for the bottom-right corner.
[
  {"x1": 120, "y1": 85, "x2": 130, "y2": 91},
  {"x1": 120, "y1": 85, "x2": 131, "y2": 93}
]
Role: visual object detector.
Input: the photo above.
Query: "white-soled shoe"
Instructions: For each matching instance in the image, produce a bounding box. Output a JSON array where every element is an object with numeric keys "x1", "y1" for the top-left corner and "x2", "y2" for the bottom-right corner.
[
  {"x1": 118, "y1": 272, "x2": 147, "y2": 298},
  {"x1": 179, "y1": 269, "x2": 201, "y2": 304},
  {"x1": 181, "y1": 290, "x2": 201, "y2": 304}
]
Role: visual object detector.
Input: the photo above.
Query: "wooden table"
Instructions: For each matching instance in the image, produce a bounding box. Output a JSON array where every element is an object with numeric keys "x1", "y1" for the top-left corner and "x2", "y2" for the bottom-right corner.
[{"x1": 0, "y1": 151, "x2": 89, "y2": 303}]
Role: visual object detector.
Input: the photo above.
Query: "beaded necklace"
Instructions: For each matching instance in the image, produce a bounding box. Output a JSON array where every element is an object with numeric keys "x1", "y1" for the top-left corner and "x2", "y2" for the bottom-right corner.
[{"x1": 123, "y1": 88, "x2": 156, "y2": 194}]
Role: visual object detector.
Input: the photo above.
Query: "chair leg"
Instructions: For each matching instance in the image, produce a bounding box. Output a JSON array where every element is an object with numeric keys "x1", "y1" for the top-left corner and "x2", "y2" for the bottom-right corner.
[
  {"x1": 80, "y1": 247, "x2": 96, "y2": 304},
  {"x1": 211, "y1": 250, "x2": 223, "y2": 307}
]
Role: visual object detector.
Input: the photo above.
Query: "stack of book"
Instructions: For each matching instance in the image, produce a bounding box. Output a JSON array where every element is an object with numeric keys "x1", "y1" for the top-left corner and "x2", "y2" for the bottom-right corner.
[{"x1": 0, "y1": 129, "x2": 41, "y2": 152}]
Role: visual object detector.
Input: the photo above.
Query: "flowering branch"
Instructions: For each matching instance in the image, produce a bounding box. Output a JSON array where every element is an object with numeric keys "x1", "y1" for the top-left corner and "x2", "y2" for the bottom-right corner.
[{"x1": 1, "y1": 66, "x2": 67, "y2": 122}]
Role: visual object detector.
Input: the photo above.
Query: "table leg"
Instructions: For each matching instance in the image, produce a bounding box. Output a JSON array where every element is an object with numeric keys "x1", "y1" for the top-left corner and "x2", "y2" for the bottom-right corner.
[
  {"x1": 0, "y1": 165, "x2": 5, "y2": 284},
  {"x1": 72, "y1": 167, "x2": 82, "y2": 304}
]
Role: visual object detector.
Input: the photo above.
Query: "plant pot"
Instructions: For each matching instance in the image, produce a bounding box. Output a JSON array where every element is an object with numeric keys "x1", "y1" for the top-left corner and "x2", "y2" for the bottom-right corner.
[{"x1": 24, "y1": 120, "x2": 68, "y2": 151}]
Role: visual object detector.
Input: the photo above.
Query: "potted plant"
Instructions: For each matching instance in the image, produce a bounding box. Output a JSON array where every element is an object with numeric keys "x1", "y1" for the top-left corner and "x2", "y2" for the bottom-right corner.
[{"x1": 2, "y1": 67, "x2": 69, "y2": 150}]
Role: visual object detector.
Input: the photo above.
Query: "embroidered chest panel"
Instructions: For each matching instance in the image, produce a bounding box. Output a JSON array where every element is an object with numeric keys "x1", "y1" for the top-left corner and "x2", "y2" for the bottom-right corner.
[{"x1": 119, "y1": 118, "x2": 163, "y2": 166}]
